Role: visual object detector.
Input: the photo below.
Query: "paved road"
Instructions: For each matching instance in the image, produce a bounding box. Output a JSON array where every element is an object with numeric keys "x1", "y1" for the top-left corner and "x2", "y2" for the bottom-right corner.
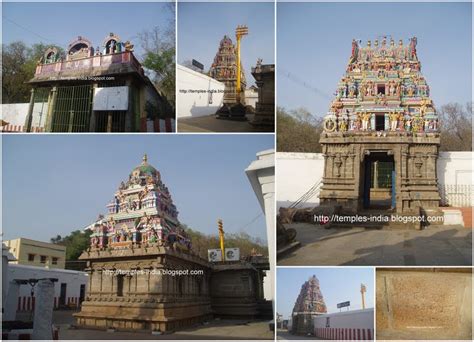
[
  {"x1": 177, "y1": 115, "x2": 273, "y2": 133},
  {"x1": 278, "y1": 224, "x2": 472, "y2": 266}
]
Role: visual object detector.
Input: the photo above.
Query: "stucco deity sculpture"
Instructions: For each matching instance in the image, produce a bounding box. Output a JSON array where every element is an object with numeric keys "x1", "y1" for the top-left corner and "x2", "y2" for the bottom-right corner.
[{"x1": 361, "y1": 112, "x2": 371, "y2": 131}]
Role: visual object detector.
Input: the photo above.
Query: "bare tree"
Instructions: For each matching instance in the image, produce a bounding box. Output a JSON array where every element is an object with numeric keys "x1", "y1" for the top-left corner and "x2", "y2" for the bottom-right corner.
[
  {"x1": 277, "y1": 107, "x2": 323, "y2": 152},
  {"x1": 138, "y1": 1, "x2": 176, "y2": 104},
  {"x1": 438, "y1": 102, "x2": 472, "y2": 151}
]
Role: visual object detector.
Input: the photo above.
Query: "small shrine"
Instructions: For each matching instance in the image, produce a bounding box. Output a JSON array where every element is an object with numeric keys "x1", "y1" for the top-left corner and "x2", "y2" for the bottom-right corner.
[
  {"x1": 291, "y1": 275, "x2": 327, "y2": 334},
  {"x1": 319, "y1": 37, "x2": 441, "y2": 217},
  {"x1": 250, "y1": 59, "x2": 275, "y2": 127},
  {"x1": 24, "y1": 33, "x2": 173, "y2": 133},
  {"x1": 75, "y1": 155, "x2": 271, "y2": 332},
  {"x1": 209, "y1": 35, "x2": 247, "y2": 104}
]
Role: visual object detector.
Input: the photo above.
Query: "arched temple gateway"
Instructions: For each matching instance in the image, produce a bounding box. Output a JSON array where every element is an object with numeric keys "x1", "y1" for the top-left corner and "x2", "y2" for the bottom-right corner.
[
  {"x1": 74, "y1": 155, "x2": 271, "y2": 332},
  {"x1": 319, "y1": 37, "x2": 441, "y2": 218},
  {"x1": 291, "y1": 275, "x2": 327, "y2": 335}
]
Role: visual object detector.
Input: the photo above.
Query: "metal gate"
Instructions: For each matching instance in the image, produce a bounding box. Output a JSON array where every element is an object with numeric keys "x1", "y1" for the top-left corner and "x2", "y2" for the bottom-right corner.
[
  {"x1": 95, "y1": 111, "x2": 127, "y2": 132},
  {"x1": 51, "y1": 85, "x2": 92, "y2": 132},
  {"x1": 31, "y1": 87, "x2": 51, "y2": 131}
]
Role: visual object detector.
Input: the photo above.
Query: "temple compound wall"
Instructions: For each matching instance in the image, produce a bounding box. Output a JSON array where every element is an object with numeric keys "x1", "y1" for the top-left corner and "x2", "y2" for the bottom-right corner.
[
  {"x1": 176, "y1": 64, "x2": 225, "y2": 118},
  {"x1": 74, "y1": 155, "x2": 270, "y2": 332},
  {"x1": 24, "y1": 34, "x2": 174, "y2": 133}
]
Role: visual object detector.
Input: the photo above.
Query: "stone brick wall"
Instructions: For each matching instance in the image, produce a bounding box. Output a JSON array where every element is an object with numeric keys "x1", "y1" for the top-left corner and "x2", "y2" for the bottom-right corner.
[{"x1": 376, "y1": 268, "x2": 472, "y2": 340}]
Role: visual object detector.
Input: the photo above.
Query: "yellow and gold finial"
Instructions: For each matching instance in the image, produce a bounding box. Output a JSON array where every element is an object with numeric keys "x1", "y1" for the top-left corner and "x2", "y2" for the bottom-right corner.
[{"x1": 142, "y1": 154, "x2": 148, "y2": 164}]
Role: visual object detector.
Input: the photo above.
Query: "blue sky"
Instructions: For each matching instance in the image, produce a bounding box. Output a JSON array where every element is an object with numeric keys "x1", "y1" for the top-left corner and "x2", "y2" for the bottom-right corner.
[
  {"x1": 277, "y1": 267, "x2": 374, "y2": 320},
  {"x1": 2, "y1": 1, "x2": 175, "y2": 62},
  {"x1": 178, "y1": 1, "x2": 275, "y2": 86},
  {"x1": 277, "y1": 1, "x2": 472, "y2": 117},
  {"x1": 2, "y1": 135, "x2": 273, "y2": 246}
]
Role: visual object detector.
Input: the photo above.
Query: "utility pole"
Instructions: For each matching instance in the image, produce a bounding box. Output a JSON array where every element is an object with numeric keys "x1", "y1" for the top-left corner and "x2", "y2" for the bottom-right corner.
[
  {"x1": 235, "y1": 25, "x2": 248, "y2": 102},
  {"x1": 360, "y1": 283, "x2": 366, "y2": 309},
  {"x1": 218, "y1": 219, "x2": 225, "y2": 261}
]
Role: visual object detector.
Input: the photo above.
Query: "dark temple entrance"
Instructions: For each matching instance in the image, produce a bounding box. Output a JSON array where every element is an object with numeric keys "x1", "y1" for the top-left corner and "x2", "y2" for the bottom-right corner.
[{"x1": 362, "y1": 152, "x2": 395, "y2": 210}]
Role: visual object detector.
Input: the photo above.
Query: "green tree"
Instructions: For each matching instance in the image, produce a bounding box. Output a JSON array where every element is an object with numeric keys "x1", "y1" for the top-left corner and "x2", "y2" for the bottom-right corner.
[
  {"x1": 2, "y1": 41, "x2": 32, "y2": 103},
  {"x1": 50, "y1": 229, "x2": 92, "y2": 270},
  {"x1": 2, "y1": 41, "x2": 63, "y2": 104},
  {"x1": 277, "y1": 106, "x2": 323, "y2": 152},
  {"x1": 182, "y1": 224, "x2": 268, "y2": 260}
]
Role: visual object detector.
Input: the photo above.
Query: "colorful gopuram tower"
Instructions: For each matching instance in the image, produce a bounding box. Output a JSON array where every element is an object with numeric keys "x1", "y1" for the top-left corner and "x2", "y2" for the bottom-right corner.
[
  {"x1": 319, "y1": 37, "x2": 441, "y2": 218},
  {"x1": 209, "y1": 35, "x2": 246, "y2": 104},
  {"x1": 90, "y1": 154, "x2": 186, "y2": 250},
  {"x1": 291, "y1": 275, "x2": 327, "y2": 334}
]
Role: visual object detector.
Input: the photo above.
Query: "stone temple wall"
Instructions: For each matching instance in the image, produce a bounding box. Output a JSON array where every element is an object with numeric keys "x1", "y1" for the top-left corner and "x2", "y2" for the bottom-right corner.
[{"x1": 376, "y1": 268, "x2": 472, "y2": 340}]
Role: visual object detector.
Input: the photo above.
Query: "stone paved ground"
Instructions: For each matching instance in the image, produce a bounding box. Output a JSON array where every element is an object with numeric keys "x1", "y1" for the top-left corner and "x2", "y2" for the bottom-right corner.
[
  {"x1": 46, "y1": 311, "x2": 273, "y2": 340},
  {"x1": 277, "y1": 329, "x2": 322, "y2": 340},
  {"x1": 177, "y1": 115, "x2": 273, "y2": 133},
  {"x1": 278, "y1": 224, "x2": 472, "y2": 266}
]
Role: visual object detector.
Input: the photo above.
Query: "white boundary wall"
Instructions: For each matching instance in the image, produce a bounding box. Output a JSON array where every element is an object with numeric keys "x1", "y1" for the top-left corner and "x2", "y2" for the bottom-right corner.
[
  {"x1": 277, "y1": 151, "x2": 473, "y2": 209},
  {"x1": 177, "y1": 64, "x2": 225, "y2": 118},
  {"x1": 277, "y1": 152, "x2": 325, "y2": 209},
  {"x1": 313, "y1": 308, "x2": 374, "y2": 340},
  {"x1": 6, "y1": 264, "x2": 88, "y2": 312},
  {"x1": 1, "y1": 103, "x2": 30, "y2": 132}
]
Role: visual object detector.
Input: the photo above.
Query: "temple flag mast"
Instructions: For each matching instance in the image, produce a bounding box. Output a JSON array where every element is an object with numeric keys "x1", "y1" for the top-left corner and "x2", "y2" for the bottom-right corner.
[{"x1": 235, "y1": 25, "x2": 248, "y2": 102}]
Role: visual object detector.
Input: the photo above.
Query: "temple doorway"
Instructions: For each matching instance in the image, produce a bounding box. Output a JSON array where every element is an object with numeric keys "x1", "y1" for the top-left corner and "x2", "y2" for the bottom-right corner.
[
  {"x1": 362, "y1": 152, "x2": 395, "y2": 210},
  {"x1": 51, "y1": 85, "x2": 93, "y2": 132}
]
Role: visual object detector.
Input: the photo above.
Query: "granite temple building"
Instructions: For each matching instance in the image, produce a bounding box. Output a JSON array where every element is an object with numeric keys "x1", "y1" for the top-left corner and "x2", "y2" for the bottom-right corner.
[{"x1": 74, "y1": 155, "x2": 271, "y2": 332}]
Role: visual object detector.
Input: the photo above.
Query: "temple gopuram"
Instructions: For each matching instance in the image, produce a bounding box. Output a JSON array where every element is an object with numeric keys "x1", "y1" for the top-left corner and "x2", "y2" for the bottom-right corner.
[
  {"x1": 75, "y1": 155, "x2": 271, "y2": 332},
  {"x1": 24, "y1": 33, "x2": 174, "y2": 133},
  {"x1": 209, "y1": 35, "x2": 246, "y2": 104},
  {"x1": 291, "y1": 275, "x2": 327, "y2": 335},
  {"x1": 319, "y1": 37, "x2": 441, "y2": 219}
]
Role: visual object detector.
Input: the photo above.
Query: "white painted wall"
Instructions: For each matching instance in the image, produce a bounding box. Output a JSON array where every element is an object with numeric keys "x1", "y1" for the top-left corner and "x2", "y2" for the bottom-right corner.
[
  {"x1": 1, "y1": 103, "x2": 48, "y2": 132},
  {"x1": 276, "y1": 152, "x2": 325, "y2": 209},
  {"x1": 246, "y1": 149, "x2": 275, "y2": 302},
  {"x1": 313, "y1": 308, "x2": 374, "y2": 329},
  {"x1": 277, "y1": 151, "x2": 474, "y2": 209},
  {"x1": 177, "y1": 64, "x2": 225, "y2": 118},
  {"x1": 6, "y1": 264, "x2": 88, "y2": 312},
  {"x1": 244, "y1": 88, "x2": 258, "y2": 109},
  {"x1": 437, "y1": 152, "x2": 473, "y2": 185},
  {"x1": 1, "y1": 103, "x2": 30, "y2": 131}
]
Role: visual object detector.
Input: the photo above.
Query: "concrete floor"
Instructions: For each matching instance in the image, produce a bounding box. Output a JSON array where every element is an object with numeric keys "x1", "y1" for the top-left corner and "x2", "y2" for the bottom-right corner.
[
  {"x1": 40, "y1": 311, "x2": 273, "y2": 340},
  {"x1": 278, "y1": 223, "x2": 472, "y2": 266},
  {"x1": 177, "y1": 114, "x2": 274, "y2": 133},
  {"x1": 277, "y1": 329, "x2": 322, "y2": 340}
]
